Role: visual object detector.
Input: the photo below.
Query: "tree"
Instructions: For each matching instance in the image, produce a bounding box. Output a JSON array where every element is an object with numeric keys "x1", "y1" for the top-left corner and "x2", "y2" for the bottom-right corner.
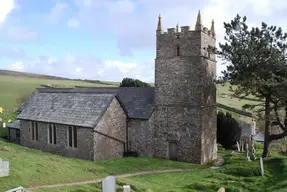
[
  {"x1": 16, "y1": 93, "x2": 31, "y2": 113},
  {"x1": 120, "y1": 77, "x2": 151, "y2": 87},
  {"x1": 216, "y1": 14, "x2": 287, "y2": 157},
  {"x1": 217, "y1": 111, "x2": 242, "y2": 149}
]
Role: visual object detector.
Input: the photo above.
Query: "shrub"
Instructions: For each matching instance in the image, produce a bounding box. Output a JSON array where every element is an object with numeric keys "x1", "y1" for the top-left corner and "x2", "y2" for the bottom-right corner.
[
  {"x1": 120, "y1": 77, "x2": 150, "y2": 87},
  {"x1": 217, "y1": 111, "x2": 242, "y2": 149}
]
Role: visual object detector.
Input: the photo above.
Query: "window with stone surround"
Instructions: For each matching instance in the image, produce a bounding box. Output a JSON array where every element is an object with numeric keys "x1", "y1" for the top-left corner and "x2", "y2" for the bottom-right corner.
[
  {"x1": 31, "y1": 121, "x2": 38, "y2": 141},
  {"x1": 47, "y1": 123, "x2": 57, "y2": 144},
  {"x1": 68, "y1": 126, "x2": 77, "y2": 148}
]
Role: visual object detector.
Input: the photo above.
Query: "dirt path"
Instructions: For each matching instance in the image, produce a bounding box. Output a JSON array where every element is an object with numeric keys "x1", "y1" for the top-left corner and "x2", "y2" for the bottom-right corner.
[{"x1": 28, "y1": 168, "x2": 195, "y2": 190}]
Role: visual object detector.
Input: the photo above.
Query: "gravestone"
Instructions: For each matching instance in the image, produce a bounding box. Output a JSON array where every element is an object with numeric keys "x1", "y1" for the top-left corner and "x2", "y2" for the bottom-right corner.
[
  {"x1": 260, "y1": 157, "x2": 264, "y2": 176},
  {"x1": 0, "y1": 117, "x2": 2, "y2": 129},
  {"x1": 241, "y1": 141, "x2": 245, "y2": 152},
  {"x1": 236, "y1": 141, "x2": 240, "y2": 152},
  {"x1": 102, "y1": 176, "x2": 116, "y2": 192},
  {"x1": 3, "y1": 122, "x2": 6, "y2": 128},
  {"x1": 245, "y1": 144, "x2": 251, "y2": 161},
  {"x1": 5, "y1": 186, "x2": 30, "y2": 192},
  {"x1": 123, "y1": 185, "x2": 131, "y2": 192},
  {"x1": 0, "y1": 160, "x2": 9, "y2": 177}
]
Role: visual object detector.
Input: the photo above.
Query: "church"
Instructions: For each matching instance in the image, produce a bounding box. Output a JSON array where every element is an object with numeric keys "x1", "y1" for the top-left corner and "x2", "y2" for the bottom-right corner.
[{"x1": 11, "y1": 11, "x2": 217, "y2": 164}]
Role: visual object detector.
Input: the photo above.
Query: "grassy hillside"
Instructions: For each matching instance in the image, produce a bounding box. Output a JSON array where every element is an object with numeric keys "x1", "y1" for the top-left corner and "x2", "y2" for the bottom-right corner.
[
  {"x1": 0, "y1": 70, "x2": 262, "y2": 123},
  {"x1": 0, "y1": 73, "x2": 117, "y2": 110},
  {"x1": 1, "y1": 139, "x2": 287, "y2": 192},
  {"x1": 0, "y1": 139, "x2": 199, "y2": 191}
]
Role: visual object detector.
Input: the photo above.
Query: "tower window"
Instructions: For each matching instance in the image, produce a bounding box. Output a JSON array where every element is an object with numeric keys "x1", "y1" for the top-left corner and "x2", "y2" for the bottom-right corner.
[{"x1": 176, "y1": 45, "x2": 180, "y2": 56}]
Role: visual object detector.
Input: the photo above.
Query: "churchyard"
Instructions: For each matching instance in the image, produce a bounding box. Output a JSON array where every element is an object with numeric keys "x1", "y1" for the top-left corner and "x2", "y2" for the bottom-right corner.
[
  {"x1": 0, "y1": 70, "x2": 279, "y2": 191},
  {"x1": 0, "y1": 138, "x2": 287, "y2": 191}
]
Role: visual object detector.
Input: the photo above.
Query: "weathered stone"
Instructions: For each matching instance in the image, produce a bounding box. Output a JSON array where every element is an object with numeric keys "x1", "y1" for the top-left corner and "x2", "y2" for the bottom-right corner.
[
  {"x1": 5, "y1": 186, "x2": 30, "y2": 192},
  {"x1": 123, "y1": 185, "x2": 131, "y2": 192},
  {"x1": 154, "y1": 20, "x2": 217, "y2": 164},
  {"x1": 218, "y1": 187, "x2": 225, "y2": 192},
  {"x1": 0, "y1": 161, "x2": 9, "y2": 177},
  {"x1": 102, "y1": 176, "x2": 116, "y2": 192},
  {"x1": 20, "y1": 98, "x2": 127, "y2": 161}
]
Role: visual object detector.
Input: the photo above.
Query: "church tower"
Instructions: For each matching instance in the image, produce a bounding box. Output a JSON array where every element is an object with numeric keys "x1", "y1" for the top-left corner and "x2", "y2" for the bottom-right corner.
[{"x1": 153, "y1": 11, "x2": 217, "y2": 164}]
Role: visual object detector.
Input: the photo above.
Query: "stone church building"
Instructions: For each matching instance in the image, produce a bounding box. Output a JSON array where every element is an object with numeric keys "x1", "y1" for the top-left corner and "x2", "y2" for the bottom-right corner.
[{"x1": 13, "y1": 11, "x2": 217, "y2": 164}]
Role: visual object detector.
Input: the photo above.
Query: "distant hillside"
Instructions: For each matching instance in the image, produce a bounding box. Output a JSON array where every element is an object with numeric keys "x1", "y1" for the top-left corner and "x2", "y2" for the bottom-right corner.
[
  {"x1": 0, "y1": 69, "x2": 71, "y2": 80},
  {"x1": 0, "y1": 69, "x2": 118, "y2": 86}
]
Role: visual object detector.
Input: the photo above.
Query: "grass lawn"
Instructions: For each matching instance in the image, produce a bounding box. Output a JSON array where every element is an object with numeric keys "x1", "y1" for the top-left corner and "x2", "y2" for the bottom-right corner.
[
  {"x1": 36, "y1": 147, "x2": 287, "y2": 192},
  {"x1": 0, "y1": 75, "x2": 117, "y2": 109},
  {"x1": 0, "y1": 73, "x2": 261, "y2": 124},
  {"x1": 0, "y1": 139, "x2": 201, "y2": 191}
]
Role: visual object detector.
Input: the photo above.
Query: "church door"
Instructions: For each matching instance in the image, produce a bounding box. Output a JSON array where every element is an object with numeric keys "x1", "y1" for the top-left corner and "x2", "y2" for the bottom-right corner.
[{"x1": 168, "y1": 142, "x2": 178, "y2": 161}]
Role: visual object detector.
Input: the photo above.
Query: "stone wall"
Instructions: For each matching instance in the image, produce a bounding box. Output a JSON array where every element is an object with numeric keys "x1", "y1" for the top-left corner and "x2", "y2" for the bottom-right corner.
[
  {"x1": 154, "y1": 26, "x2": 217, "y2": 164},
  {"x1": 20, "y1": 120, "x2": 94, "y2": 160},
  {"x1": 128, "y1": 112, "x2": 154, "y2": 157},
  {"x1": 94, "y1": 97, "x2": 127, "y2": 161},
  {"x1": 8, "y1": 128, "x2": 20, "y2": 144}
]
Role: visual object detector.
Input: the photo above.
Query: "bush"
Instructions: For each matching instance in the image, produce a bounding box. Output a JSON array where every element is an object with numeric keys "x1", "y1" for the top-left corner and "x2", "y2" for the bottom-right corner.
[
  {"x1": 217, "y1": 111, "x2": 242, "y2": 149},
  {"x1": 120, "y1": 77, "x2": 150, "y2": 87}
]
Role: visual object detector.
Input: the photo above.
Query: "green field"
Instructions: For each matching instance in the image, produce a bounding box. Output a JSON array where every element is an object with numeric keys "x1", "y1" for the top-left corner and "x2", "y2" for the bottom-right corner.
[
  {"x1": 0, "y1": 72, "x2": 262, "y2": 123},
  {"x1": 0, "y1": 139, "x2": 201, "y2": 191},
  {"x1": 0, "y1": 75, "x2": 118, "y2": 109},
  {"x1": 1, "y1": 139, "x2": 287, "y2": 192}
]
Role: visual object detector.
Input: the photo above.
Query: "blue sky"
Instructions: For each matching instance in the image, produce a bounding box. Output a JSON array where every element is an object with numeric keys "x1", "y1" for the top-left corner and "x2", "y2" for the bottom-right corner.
[{"x1": 0, "y1": 0, "x2": 287, "y2": 82}]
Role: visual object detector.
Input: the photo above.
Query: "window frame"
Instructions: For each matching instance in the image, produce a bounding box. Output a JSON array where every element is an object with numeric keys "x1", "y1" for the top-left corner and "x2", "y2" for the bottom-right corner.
[
  {"x1": 31, "y1": 121, "x2": 39, "y2": 141},
  {"x1": 47, "y1": 123, "x2": 57, "y2": 145},
  {"x1": 67, "y1": 126, "x2": 77, "y2": 148}
]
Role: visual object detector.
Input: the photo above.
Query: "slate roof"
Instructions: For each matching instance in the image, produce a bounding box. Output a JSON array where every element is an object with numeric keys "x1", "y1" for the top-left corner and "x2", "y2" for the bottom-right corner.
[
  {"x1": 7, "y1": 120, "x2": 20, "y2": 129},
  {"x1": 17, "y1": 91, "x2": 118, "y2": 127},
  {"x1": 17, "y1": 87, "x2": 155, "y2": 127}
]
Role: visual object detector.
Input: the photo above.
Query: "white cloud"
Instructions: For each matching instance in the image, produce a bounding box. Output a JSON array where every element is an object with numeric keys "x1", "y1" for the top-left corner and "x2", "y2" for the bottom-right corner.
[
  {"x1": 0, "y1": 0, "x2": 16, "y2": 24},
  {"x1": 68, "y1": 0, "x2": 287, "y2": 78},
  {"x1": 0, "y1": 26, "x2": 38, "y2": 42},
  {"x1": 8, "y1": 60, "x2": 25, "y2": 71},
  {"x1": 47, "y1": 1, "x2": 69, "y2": 24},
  {"x1": 67, "y1": 18, "x2": 80, "y2": 28},
  {"x1": 6, "y1": 54, "x2": 154, "y2": 82}
]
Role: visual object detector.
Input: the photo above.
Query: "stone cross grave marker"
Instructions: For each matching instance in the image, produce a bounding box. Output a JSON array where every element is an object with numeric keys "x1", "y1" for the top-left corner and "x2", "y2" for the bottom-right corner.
[
  {"x1": 102, "y1": 176, "x2": 116, "y2": 192},
  {"x1": 0, "y1": 160, "x2": 9, "y2": 177},
  {"x1": 123, "y1": 185, "x2": 131, "y2": 192}
]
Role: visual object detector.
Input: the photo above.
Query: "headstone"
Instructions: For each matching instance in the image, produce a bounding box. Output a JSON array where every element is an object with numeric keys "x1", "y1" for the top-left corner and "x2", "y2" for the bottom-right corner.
[
  {"x1": 0, "y1": 117, "x2": 2, "y2": 129},
  {"x1": 241, "y1": 141, "x2": 245, "y2": 152},
  {"x1": 260, "y1": 157, "x2": 264, "y2": 176},
  {"x1": 250, "y1": 136, "x2": 256, "y2": 161},
  {"x1": 218, "y1": 187, "x2": 225, "y2": 192},
  {"x1": 3, "y1": 122, "x2": 6, "y2": 128},
  {"x1": 250, "y1": 118, "x2": 256, "y2": 136},
  {"x1": 102, "y1": 176, "x2": 116, "y2": 192},
  {"x1": 123, "y1": 185, "x2": 131, "y2": 192},
  {"x1": 5, "y1": 186, "x2": 30, "y2": 192},
  {"x1": 236, "y1": 141, "x2": 240, "y2": 152},
  {"x1": 0, "y1": 161, "x2": 9, "y2": 177},
  {"x1": 245, "y1": 144, "x2": 251, "y2": 161}
]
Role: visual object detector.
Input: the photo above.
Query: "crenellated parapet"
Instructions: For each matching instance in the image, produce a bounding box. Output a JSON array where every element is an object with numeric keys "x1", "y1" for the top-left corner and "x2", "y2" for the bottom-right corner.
[{"x1": 156, "y1": 10, "x2": 216, "y2": 39}]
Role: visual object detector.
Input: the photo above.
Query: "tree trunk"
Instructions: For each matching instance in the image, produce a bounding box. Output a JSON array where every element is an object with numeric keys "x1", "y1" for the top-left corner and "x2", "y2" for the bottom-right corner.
[{"x1": 262, "y1": 96, "x2": 271, "y2": 158}]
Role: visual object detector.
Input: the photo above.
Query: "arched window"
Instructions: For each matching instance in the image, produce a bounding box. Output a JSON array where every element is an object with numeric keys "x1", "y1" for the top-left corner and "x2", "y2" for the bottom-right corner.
[{"x1": 176, "y1": 45, "x2": 180, "y2": 56}]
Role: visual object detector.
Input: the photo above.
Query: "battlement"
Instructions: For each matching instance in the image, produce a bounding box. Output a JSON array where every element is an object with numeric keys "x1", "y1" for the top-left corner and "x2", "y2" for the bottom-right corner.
[
  {"x1": 156, "y1": 11, "x2": 216, "y2": 39},
  {"x1": 160, "y1": 24, "x2": 215, "y2": 39}
]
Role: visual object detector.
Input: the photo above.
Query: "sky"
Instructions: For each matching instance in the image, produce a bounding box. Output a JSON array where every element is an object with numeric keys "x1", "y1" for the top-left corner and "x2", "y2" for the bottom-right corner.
[{"x1": 0, "y1": 0, "x2": 287, "y2": 83}]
